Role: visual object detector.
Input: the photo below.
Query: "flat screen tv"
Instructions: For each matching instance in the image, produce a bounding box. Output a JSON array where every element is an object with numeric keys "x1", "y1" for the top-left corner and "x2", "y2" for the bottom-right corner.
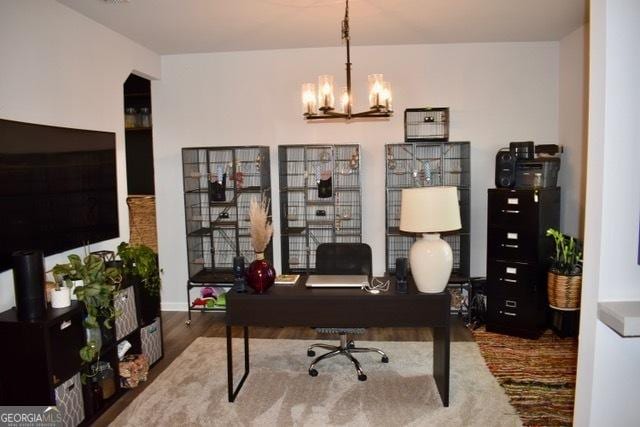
[{"x1": 0, "y1": 119, "x2": 119, "y2": 271}]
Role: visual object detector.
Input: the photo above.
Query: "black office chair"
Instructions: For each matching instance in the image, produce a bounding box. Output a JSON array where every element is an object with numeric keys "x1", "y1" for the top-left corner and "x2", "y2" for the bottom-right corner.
[{"x1": 307, "y1": 243, "x2": 388, "y2": 381}]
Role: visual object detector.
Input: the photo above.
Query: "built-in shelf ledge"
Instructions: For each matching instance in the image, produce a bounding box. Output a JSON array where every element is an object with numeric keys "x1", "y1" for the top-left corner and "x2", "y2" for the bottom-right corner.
[{"x1": 598, "y1": 301, "x2": 640, "y2": 337}]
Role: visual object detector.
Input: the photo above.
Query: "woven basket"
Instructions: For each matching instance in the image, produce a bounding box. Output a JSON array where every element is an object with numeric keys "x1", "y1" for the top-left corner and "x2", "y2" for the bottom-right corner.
[
  {"x1": 127, "y1": 196, "x2": 158, "y2": 252},
  {"x1": 547, "y1": 271, "x2": 582, "y2": 310}
]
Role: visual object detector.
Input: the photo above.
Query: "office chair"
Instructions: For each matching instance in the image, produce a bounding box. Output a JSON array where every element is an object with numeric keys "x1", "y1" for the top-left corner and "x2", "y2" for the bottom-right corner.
[{"x1": 307, "y1": 243, "x2": 388, "y2": 381}]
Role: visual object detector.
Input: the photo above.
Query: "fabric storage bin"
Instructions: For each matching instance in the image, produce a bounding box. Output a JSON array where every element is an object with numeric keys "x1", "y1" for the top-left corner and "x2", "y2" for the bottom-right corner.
[
  {"x1": 54, "y1": 372, "x2": 85, "y2": 427},
  {"x1": 141, "y1": 317, "x2": 162, "y2": 365},
  {"x1": 115, "y1": 286, "x2": 138, "y2": 340}
]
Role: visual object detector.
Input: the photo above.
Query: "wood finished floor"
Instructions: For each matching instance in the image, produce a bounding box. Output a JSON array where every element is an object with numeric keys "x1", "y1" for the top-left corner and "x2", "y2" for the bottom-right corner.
[{"x1": 94, "y1": 311, "x2": 473, "y2": 426}]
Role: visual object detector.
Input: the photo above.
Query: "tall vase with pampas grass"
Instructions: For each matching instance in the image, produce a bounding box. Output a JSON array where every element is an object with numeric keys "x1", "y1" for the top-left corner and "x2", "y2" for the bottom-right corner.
[{"x1": 247, "y1": 197, "x2": 275, "y2": 293}]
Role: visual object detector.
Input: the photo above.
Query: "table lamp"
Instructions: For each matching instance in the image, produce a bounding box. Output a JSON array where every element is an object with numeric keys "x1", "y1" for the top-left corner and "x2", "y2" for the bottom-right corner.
[{"x1": 400, "y1": 186, "x2": 462, "y2": 293}]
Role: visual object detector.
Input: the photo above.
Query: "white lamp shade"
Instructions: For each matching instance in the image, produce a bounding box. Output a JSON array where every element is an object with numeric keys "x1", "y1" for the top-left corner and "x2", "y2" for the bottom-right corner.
[{"x1": 399, "y1": 186, "x2": 461, "y2": 233}]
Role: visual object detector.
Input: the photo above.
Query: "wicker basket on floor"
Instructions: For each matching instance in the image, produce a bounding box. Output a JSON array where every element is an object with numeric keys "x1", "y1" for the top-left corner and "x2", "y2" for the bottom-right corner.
[
  {"x1": 547, "y1": 271, "x2": 581, "y2": 310},
  {"x1": 127, "y1": 196, "x2": 158, "y2": 252}
]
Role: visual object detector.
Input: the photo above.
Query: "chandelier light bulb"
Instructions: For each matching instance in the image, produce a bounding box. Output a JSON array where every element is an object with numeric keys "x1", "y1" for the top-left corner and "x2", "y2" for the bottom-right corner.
[
  {"x1": 301, "y1": 83, "x2": 317, "y2": 116},
  {"x1": 340, "y1": 87, "x2": 351, "y2": 114},
  {"x1": 317, "y1": 75, "x2": 335, "y2": 111},
  {"x1": 381, "y1": 81, "x2": 392, "y2": 111},
  {"x1": 368, "y1": 74, "x2": 385, "y2": 109}
]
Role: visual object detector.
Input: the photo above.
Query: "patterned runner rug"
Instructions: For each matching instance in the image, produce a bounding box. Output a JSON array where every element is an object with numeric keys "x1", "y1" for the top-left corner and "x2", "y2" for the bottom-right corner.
[{"x1": 472, "y1": 328, "x2": 578, "y2": 426}]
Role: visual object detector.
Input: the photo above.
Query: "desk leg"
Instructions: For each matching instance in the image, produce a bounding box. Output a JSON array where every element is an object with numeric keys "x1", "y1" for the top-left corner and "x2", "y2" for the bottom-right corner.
[
  {"x1": 226, "y1": 325, "x2": 250, "y2": 402},
  {"x1": 433, "y1": 326, "x2": 450, "y2": 407}
]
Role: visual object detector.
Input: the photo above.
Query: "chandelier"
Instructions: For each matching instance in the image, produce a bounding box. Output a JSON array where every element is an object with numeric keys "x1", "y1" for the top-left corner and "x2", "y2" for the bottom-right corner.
[{"x1": 301, "y1": 0, "x2": 393, "y2": 120}]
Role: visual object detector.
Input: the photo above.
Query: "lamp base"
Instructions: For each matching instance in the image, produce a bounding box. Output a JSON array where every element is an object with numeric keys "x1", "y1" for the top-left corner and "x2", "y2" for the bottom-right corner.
[{"x1": 409, "y1": 233, "x2": 453, "y2": 293}]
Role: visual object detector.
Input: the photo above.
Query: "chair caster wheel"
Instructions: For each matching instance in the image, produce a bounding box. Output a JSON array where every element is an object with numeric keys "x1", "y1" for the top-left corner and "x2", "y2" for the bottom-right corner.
[
  {"x1": 381, "y1": 356, "x2": 389, "y2": 363},
  {"x1": 185, "y1": 320, "x2": 191, "y2": 326},
  {"x1": 307, "y1": 350, "x2": 315, "y2": 357},
  {"x1": 347, "y1": 341, "x2": 355, "y2": 349},
  {"x1": 358, "y1": 374, "x2": 367, "y2": 381},
  {"x1": 309, "y1": 368, "x2": 318, "y2": 377}
]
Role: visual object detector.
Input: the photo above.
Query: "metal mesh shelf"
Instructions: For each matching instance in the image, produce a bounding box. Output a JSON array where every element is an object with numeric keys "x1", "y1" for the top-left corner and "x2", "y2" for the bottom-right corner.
[{"x1": 278, "y1": 144, "x2": 362, "y2": 273}]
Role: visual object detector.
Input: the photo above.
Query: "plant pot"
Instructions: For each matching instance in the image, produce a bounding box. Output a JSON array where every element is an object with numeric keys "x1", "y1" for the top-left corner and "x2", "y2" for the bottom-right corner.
[
  {"x1": 547, "y1": 270, "x2": 582, "y2": 310},
  {"x1": 247, "y1": 253, "x2": 276, "y2": 294},
  {"x1": 51, "y1": 287, "x2": 71, "y2": 308}
]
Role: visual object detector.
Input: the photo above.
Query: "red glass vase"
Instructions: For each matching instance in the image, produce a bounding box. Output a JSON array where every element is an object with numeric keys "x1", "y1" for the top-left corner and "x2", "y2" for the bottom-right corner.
[{"x1": 247, "y1": 253, "x2": 276, "y2": 294}]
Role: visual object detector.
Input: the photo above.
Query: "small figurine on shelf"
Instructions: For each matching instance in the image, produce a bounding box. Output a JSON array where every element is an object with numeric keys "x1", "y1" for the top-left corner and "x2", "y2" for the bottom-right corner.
[{"x1": 247, "y1": 197, "x2": 275, "y2": 293}]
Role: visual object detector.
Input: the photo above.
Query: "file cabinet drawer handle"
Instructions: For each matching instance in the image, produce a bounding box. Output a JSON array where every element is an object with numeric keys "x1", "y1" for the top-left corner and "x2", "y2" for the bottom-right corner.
[
  {"x1": 506, "y1": 300, "x2": 517, "y2": 308},
  {"x1": 501, "y1": 209, "x2": 520, "y2": 214},
  {"x1": 503, "y1": 278, "x2": 517, "y2": 283},
  {"x1": 504, "y1": 311, "x2": 517, "y2": 317},
  {"x1": 501, "y1": 244, "x2": 519, "y2": 249}
]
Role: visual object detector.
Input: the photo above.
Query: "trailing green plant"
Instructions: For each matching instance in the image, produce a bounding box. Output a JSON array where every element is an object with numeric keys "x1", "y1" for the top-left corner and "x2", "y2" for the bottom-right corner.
[
  {"x1": 117, "y1": 242, "x2": 162, "y2": 296},
  {"x1": 546, "y1": 228, "x2": 583, "y2": 275},
  {"x1": 53, "y1": 254, "x2": 122, "y2": 362}
]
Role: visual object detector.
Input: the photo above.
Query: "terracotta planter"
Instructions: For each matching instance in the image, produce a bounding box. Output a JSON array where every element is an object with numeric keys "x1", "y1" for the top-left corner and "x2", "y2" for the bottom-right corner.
[{"x1": 547, "y1": 270, "x2": 582, "y2": 310}]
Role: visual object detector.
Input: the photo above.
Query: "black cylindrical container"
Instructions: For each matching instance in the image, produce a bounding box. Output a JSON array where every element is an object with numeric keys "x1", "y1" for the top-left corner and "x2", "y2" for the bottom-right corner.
[
  {"x1": 12, "y1": 250, "x2": 47, "y2": 320},
  {"x1": 509, "y1": 141, "x2": 535, "y2": 160}
]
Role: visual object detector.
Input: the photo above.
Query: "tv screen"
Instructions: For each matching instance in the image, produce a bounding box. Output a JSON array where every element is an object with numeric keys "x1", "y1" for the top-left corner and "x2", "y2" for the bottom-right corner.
[{"x1": 0, "y1": 119, "x2": 119, "y2": 271}]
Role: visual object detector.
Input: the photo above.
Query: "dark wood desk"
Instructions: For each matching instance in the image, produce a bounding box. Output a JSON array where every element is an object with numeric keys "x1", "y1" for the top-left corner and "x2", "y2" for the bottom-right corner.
[{"x1": 225, "y1": 277, "x2": 451, "y2": 406}]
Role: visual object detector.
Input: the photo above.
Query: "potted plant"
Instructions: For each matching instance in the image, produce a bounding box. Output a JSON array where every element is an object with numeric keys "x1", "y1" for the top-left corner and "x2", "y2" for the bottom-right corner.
[
  {"x1": 51, "y1": 254, "x2": 85, "y2": 300},
  {"x1": 117, "y1": 242, "x2": 161, "y2": 325},
  {"x1": 546, "y1": 228, "x2": 583, "y2": 310},
  {"x1": 54, "y1": 254, "x2": 122, "y2": 363}
]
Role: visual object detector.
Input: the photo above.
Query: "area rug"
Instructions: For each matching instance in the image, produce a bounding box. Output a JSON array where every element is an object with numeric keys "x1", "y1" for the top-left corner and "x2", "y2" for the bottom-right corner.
[
  {"x1": 111, "y1": 338, "x2": 521, "y2": 426},
  {"x1": 472, "y1": 328, "x2": 578, "y2": 426}
]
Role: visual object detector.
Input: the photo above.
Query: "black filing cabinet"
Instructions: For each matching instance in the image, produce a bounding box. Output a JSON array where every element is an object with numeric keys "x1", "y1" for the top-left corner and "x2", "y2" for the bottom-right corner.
[{"x1": 486, "y1": 188, "x2": 560, "y2": 337}]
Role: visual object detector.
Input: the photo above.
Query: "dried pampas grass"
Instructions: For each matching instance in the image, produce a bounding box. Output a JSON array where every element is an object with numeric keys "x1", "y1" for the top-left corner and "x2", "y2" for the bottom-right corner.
[{"x1": 249, "y1": 197, "x2": 272, "y2": 253}]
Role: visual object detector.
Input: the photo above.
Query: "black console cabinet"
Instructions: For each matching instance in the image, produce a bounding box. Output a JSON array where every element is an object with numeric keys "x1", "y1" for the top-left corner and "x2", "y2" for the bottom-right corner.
[
  {"x1": 485, "y1": 188, "x2": 560, "y2": 337},
  {"x1": 0, "y1": 302, "x2": 84, "y2": 405}
]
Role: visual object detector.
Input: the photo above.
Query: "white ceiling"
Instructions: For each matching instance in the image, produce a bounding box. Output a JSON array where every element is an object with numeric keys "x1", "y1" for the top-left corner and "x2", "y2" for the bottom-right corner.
[{"x1": 57, "y1": 0, "x2": 587, "y2": 55}]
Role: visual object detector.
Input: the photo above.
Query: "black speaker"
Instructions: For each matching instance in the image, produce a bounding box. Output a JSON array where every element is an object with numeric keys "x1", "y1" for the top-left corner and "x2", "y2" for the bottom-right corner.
[
  {"x1": 495, "y1": 149, "x2": 516, "y2": 188},
  {"x1": 233, "y1": 256, "x2": 247, "y2": 293},
  {"x1": 12, "y1": 250, "x2": 47, "y2": 320},
  {"x1": 395, "y1": 258, "x2": 408, "y2": 294}
]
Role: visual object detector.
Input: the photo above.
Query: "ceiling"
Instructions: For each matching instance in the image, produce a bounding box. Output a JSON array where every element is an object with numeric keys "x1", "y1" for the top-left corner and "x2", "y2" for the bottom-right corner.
[{"x1": 57, "y1": 0, "x2": 587, "y2": 55}]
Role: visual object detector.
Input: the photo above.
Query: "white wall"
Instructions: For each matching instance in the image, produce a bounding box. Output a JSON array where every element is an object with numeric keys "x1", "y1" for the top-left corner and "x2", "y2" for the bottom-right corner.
[
  {"x1": 153, "y1": 42, "x2": 560, "y2": 309},
  {"x1": 573, "y1": 0, "x2": 640, "y2": 425},
  {"x1": 559, "y1": 26, "x2": 589, "y2": 238},
  {"x1": 0, "y1": 0, "x2": 160, "y2": 311}
]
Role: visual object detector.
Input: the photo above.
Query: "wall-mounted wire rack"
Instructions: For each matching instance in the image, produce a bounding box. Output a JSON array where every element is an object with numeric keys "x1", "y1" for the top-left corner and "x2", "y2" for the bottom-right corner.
[
  {"x1": 182, "y1": 146, "x2": 271, "y2": 322},
  {"x1": 278, "y1": 144, "x2": 362, "y2": 273}
]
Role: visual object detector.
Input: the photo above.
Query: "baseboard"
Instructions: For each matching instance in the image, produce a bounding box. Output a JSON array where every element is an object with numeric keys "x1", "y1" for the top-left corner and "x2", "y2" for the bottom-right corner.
[{"x1": 161, "y1": 302, "x2": 188, "y2": 312}]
